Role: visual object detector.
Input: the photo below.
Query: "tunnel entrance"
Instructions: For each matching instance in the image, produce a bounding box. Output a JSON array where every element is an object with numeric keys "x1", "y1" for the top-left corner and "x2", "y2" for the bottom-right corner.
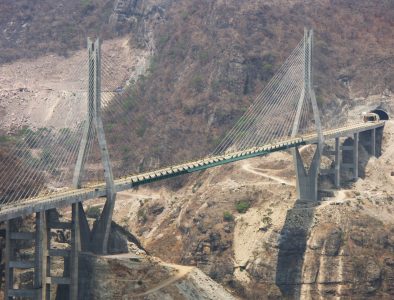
[{"x1": 370, "y1": 109, "x2": 389, "y2": 120}]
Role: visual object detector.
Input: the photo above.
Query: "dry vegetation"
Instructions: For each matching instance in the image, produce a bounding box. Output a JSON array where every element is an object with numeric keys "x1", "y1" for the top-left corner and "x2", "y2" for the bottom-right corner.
[
  {"x1": 98, "y1": 0, "x2": 394, "y2": 176},
  {"x1": 0, "y1": 0, "x2": 393, "y2": 179},
  {"x1": 0, "y1": 0, "x2": 119, "y2": 63}
]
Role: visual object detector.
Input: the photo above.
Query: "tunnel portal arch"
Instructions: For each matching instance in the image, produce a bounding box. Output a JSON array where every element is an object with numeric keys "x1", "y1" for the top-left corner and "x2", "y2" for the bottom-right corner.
[{"x1": 370, "y1": 109, "x2": 389, "y2": 120}]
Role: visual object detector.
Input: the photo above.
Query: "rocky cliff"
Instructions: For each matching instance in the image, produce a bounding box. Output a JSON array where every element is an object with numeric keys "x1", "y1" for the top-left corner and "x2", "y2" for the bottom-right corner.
[
  {"x1": 111, "y1": 121, "x2": 394, "y2": 299},
  {"x1": 110, "y1": 0, "x2": 394, "y2": 173},
  {"x1": 0, "y1": 0, "x2": 393, "y2": 299},
  {"x1": 1, "y1": 0, "x2": 393, "y2": 173}
]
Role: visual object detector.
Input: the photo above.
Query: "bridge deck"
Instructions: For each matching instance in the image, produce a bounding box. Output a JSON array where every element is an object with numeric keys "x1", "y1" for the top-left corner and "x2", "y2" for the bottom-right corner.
[{"x1": 0, "y1": 121, "x2": 384, "y2": 221}]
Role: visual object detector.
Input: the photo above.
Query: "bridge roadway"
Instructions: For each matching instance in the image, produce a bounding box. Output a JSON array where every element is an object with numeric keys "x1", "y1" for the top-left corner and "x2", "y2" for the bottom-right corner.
[{"x1": 0, "y1": 121, "x2": 384, "y2": 222}]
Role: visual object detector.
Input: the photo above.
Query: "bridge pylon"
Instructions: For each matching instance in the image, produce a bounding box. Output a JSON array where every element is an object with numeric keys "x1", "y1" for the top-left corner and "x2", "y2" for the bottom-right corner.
[
  {"x1": 291, "y1": 28, "x2": 323, "y2": 202},
  {"x1": 72, "y1": 38, "x2": 117, "y2": 255}
]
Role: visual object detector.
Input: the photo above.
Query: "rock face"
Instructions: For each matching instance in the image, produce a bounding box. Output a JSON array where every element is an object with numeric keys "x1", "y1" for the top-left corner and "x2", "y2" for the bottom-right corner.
[
  {"x1": 0, "y1": 0, "x2": 393, "y2": 299},
  {"x1": 100, "y1": 0, "x2": 394, "y2": 176},
  {"x1": 78, "y1": 253, "x2": 236, "y2": 299},
  {"x1": 108, "y1": 221, "x2": 147, "y2": 255},
  {"x1": 111, "y1": 122, "x2": 394, "y2": 299}
]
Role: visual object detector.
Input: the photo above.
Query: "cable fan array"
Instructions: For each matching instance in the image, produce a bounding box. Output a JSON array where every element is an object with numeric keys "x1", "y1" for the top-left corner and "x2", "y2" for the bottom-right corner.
[
  {"x1": 212, "y1": 39, "x2": 315, "y2": 156},
  {"x1": 0, "y1": 56, "x2": 89, "y2": 206},
  {"x1": 0, "y1": 33, "x2": 362, "y2": 208},
  {"x1": 79, "y1": 52, "x2": 152, "y2": 182}
]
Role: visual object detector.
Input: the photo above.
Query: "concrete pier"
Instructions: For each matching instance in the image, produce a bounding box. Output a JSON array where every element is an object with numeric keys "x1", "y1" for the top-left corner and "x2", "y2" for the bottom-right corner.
[{"x1": 294, "y1": 146, "x2": 321, "y2": 201}]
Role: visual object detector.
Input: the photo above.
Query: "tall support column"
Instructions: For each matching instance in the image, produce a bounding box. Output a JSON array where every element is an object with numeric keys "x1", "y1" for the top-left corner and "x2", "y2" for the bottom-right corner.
[
  {"x1": 291, "y1": 28, "x2": 322, "y2": 202},
  {"x1": 334, "y1": 137, "x2": 341, "y2": 188},
  {"x1": 45, "y1": 211, "x2": 51, "y2": 300},
  {"x1": 72, "y1": 39, "x2": 95, "y2": 251},
  {"x1": 70, "y1": 204, "x2": 80, "y2": 300},
  {"x1": 371, "y1": 128, "x2": 376, "y2": 157},
  {"x1": 294, "y1": 147, "x2": 320, "y2": 201},
  {"x1": 4, "y1": 221, "x2": 13, "y2": 299},
  {"x1": 66, "y1": 42, "x2": 94, "y2": 300},
  {"x1": 35, "y1": 212, "x2": 47, "y2": 300},
  {"x1": 353, "y1": 133, "x2": 359, "y2": 179},
  {"x1": 71, "y1": 38, "x2": 116, "y2": 255},
  {"x1": 90, "y1": 38, "x2": 117, "y2": 254}
]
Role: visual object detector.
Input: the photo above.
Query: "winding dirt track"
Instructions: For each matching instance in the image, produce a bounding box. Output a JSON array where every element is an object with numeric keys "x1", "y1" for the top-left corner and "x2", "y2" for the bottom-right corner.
[
  {"x1": 101, "y1": 253, "x2": 194, "y2": 297},
  {"x1": 241, "y1": 161, "x2": 295, "y2": 186},
  {"x1": 135, "y1": 262, "x2": 194, "y2": 297}
]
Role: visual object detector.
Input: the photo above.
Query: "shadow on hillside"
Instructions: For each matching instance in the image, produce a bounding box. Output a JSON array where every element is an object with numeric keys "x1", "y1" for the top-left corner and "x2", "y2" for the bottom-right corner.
[{"x1": 275, "y1": 199, "x2": 316, "y2": 299}]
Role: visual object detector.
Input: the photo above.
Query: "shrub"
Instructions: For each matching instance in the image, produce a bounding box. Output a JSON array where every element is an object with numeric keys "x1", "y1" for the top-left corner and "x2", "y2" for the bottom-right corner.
[
  {"x1": 148, "y1": 56, "x2": 158, "y2": 73},
  {"x1": 158, "y1": 34, "x2": 170, "y2": 49},
  {"x1": 198, "y1": 50, "x2": 209, "y2": 65},
  {"x1": 192, "y1": 181, "x2": 203, "y2": 193},
  {"x1": 121, "y1": 216, "x2": 129, "y2": 225},
  {"x1": 190, "y1": 75, "x2": 204, "y2": 93},
  {"x1": 105, "y1": 124, "x2": 114, "y2": 133},
  {"x1": 262, "y1": 216, "x2": 272, "y2": 225},
  {"x1": 136, "y1": 117, "x2": 148, "y2": 137},
  {"x1": 316, "y1": 94, "x2": 324, "y2": 106},
  {"x1": 223, "y1": 211, "x2": 234, "y2": 222},
  {"x1": 41, "y1": 149, "x2": 53, "y2": 164},
  {"x1": 0, "y1": 135, "x2": 10, "y2": 143},
  {"x1": 211, "y1": 80, "x2": 221, "y2": 94},
  {"x1": 235, "y1": 200, "x2": 250, "y2": 213},
  {"x1": 137, "y1": 208, "x2": 147, "y2": 224}
]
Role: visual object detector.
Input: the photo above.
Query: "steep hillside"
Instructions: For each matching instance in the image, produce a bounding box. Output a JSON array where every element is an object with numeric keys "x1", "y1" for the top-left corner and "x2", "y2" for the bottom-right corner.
[
  {"x1": 0, "y1": 1, "x2": 393, "y2": 298},
  {"x1": 79, "y1": 253, "x2": 238, "y2": 299},
  {"x1": 111, "y1": 121, "x2": 394, "y2": 299},
  {"x1": 1, "y1": 0, "x2": 393, "y2": 175},
  {"x1": 101, "y1": 0, "x2": 394, "y2": 174}
]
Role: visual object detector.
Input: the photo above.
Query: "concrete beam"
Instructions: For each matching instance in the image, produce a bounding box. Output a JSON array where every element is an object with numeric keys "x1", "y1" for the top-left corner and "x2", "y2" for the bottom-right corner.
[
  {"x1": 9, "y1": 260, "x2": 35, "y2": 269},
  {"x1": 0, "y1": 187, "x2": 107, "y2": 222},
  {"x1": 10, "y1": 232, "x2": 35, "y2": 240},
  {"x1": 8, "y1": 289, "x2": 38, "y2": 298},
  {"x1": 342, "y1": 145, "x2": 354, "y2": 151},
  {"x1": 48, "y1": 221, "x2": 72, "y2": 230},
  {"x1": 320, "y1": 169, "x2": 335, "y2": 175},
  {"x1": 47, "y1": 277, "x2": 71, "y2": 285},
  {"x1": 324, "y1": 150, "x2": 337, "y2": 156},
  {"x1": 342, "y1": 163, "x2": 354, "y2": 169},
  {"x1": 48, "y1": 249, "x2": 70, "y2": 257}
]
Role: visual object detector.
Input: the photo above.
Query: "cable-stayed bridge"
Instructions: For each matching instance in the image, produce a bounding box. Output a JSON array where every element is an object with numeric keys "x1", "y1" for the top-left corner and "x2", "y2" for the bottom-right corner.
[{"x1": 0, "y1": 29, "x2": 386, "y2": 299}]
